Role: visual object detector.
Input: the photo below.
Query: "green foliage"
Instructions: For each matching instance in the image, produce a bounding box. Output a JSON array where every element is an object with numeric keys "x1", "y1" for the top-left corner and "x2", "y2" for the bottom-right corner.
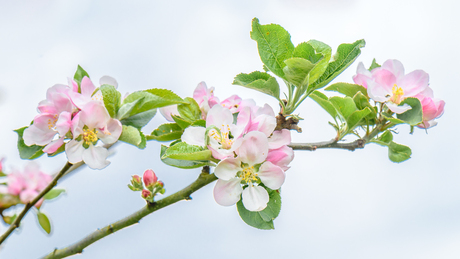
[
  {"x1": 283, "y1": 57, "x2": 315, "y2": 87},
  {"x1": 177, "y1": 97, "x2": 201, "y2": 122},
  {"x1": 378, "y1": 130, "x2": 393, "y2": 144},
  {"x1": 346, "y1": 108, "x2": 371, "y2": 133},
  {"x1": 368, "y1": 58, "x2": 381, "y2": 70},
  {"x1": 161, "y1": 142, "x2": 211, "y2": 161},
  {"x1": 14, "y1": 127, "x2": 44, "y2": 160},
  {"x1": 308, "y1": 39, "x2": 365, "y2": 92},
  {"x1": 160, "y1": 145, "x2": 212, "y2": 169},
  {"x1": 44, "y1": 189, "x2": 65, "y2": 200},
  {"x1": 100, "y1": 84, "x2": 121, "y2": 118},
  {"x1": 396, "y1": 97, "x2": 423, "y2": 126},
  {"x1": 233, "y1": 71, "x2": 280, "y2": 100},
  {"x1": 147, "y1": 123, "x2": 183, "y2": 142},
  {"x1": 37, "y1": 212, "x2": 51, "y2": 234},
  {"x1": 236, "y1": 188, "x2": 281, "y2": 230},
  {"x1": 388, "y1": 141, "x2": 412, "y2": 163},
  {"x1": 73, "y1": 65, "x2": 89, "y2": 86},
  {"x1": 118, "y1": 125, "x2": 147, "y2": 149},
  {"x1": 330, "y1": 96, "x2": 357, "y2": 120},
  {"x1": 309, "y1": 91, "x2": 337, "y2": 119},
  {"x1": 172, "y1": 115, "x2": 192, "y2": 129},
  {"x1": 250, "y1": 18, "x2": 294, "y2": 79},
  {"x1": 325, "y1": 82, "x2": 368, "y2": 97},
  {"x1": 304, "y1": 40, "x2": 332, "y2": 85}
]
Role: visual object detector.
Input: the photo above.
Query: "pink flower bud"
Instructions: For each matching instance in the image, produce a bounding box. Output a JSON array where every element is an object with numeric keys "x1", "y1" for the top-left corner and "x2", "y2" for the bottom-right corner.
[
  {"x1": 158, "y1": 181, "x2": 164, "y2": 187},
  {"x1": 141, "y1": 189, "x2": 151, "y2": 199},
  {"x1": 132, "y1": 175, "x2": 141, "y2": 184},
  {"x1": 143, "y1": 169, "x2": 157, "y2": 188}
]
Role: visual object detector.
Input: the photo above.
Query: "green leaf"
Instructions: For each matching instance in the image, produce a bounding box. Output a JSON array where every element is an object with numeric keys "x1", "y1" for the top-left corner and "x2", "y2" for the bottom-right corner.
[
  {"x1": 388, "y1": 141, "x2": 412, "y2": 163},
  {"x1": 329, "y1": 96, "x2": 357, "y2": 120},
  {"x1": 162, "y1": 142, "x2": 211, "y2": 161},
  {"x1": 283, "y1": 57, "x2": 316, "y2": 87},
  {"x1": 37, "y1": 212, "x2": 51, "y2": 234},
  {"x1": 368, "y1": 58, "x2": 381, "y2": 71},
  {"x1": 325, "y1": 82, "x2": 368, "y2": 97},
  {"x1": 3, "y1": 214, "x2": 17, "y2": 225},
  {"x1": 233, "y1": 71, "x2": 280, "y2": 100},
  {"x1": 293, "y1": 42, "x2": 323, "y2": 63},
  {"x1": 44, "y1": 189, "x2": 66, "y2": 200},
  {"x1": 14, "y1": 127, "x2": 44, "y2": 160},
  {"x1": 308, "y1": 39, "x2": 366, "y2": 91},
  {"x1": 309, "y1": 91, "x2": 337, "y2": 119},
  {"x1": 236, "y1": 188, "x2": 281, "y2": 230},
  {"x1": 383, "y1": 114, "x2": 405, "y2": 125},
  {"x1": 191, "y1": 119, "x2": 206, "y2": 127},
  {"x1": 353, "y1": 92, "x2": 372, "y2": 110},
  {"x1": 177, "y1": 97, "x2": 201, "y2": 122},
  {"x1": 74, "y1": 65, "x2": 89, "y2": 86},
  {"x1": 147, "y1": 123, "x2": 183, "y2": 142},
  {"x1": 118, "y1": 125, "x2": 147, "y2": 149},
  {"x1": 303, "y1": 40, "x2": 332, "y2": 85},
  {"x1": 144, "y1": 88, "x2": 185, "y2": 106},
  {"x1": 172, "y1": 115, "x2": 192, "y2": 129},
  {"x1": 346, "y1": 107, "x2": 371, "y2": 132},
  {"x1": 250, "y1": 18, "x2": 294, "y2": 79},
  {"x1": 100, "y1": 84, "x2": 121, "y2": 118},
  {"x1": 121, "y1": 89, "x2": 184, "y2": 118},
  {"x1": 120, "y1": 109, "x2": 157, "y2": 129},
  {"x1": 379, "y1": 130, "x2": 393, "y2": 144},
  {"x1": 160, "y1": 145, "x2": 211, "y2": 169},
  {"x1": 396, "y1": 97, "x2": 423, "y2": 126}
]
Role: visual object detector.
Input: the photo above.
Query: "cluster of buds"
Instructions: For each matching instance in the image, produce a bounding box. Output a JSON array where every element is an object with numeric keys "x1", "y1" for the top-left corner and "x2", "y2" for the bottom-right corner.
[{"x1": 128, "y1": 169, "x2": 165, "y2": 203}]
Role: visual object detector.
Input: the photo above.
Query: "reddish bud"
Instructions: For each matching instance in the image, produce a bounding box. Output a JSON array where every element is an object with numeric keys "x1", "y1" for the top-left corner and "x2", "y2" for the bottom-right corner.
[
  {"x1": 141, "y1": 189, "x2": 151, "y2": 199},
  {"x1": 132, "y1": 175, "x2": 141, "y2": 184},
  {"x1": 157, "y1": 181, "x2": 164, "y2": 187},
  {"x1": 143, "y1": 169, "x2": 157, "y2": 188}
]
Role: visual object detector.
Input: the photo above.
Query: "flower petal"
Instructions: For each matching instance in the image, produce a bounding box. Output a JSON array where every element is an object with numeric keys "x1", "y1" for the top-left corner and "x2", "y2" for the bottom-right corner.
[
  {"x1": 386, "y1": 102, "x2": 411, "y2": 114},
  {"x1": 258, "y1": 161, "x2": 286, "y2": 190},
  {"x1": 214, "y1": 157, "x2": 241, "y2": 181},
  {"x1": 181, "y1": 126, "x2": 206, "y2": 147},
  {"x1": 213, "y1": 178, "x2": 243, "y2": 206},
  {"x1": 82, "y1": 145, "x2": 110, "y2": 169},
  {"x1": 99, "y1": 75, "x2": 118, "y2": 89},
  {"x1": 65, "y1": 139, "x2": 85, "y2": 163},
  {"x1": 98, "y1": 118, "x2": 122, "y2": 144},
  {"x1": 43, "y1": 137, "x2": 65, "y2": 154},
  {"x1": 268, "y1": 129, "x2": 291, "y2": 150},
  {"x1": 238, "y1": 131, "x2": 269, "y2": 166},
  {"x1": 242, "y1": 185, "x2": 269, "y2": 212}
]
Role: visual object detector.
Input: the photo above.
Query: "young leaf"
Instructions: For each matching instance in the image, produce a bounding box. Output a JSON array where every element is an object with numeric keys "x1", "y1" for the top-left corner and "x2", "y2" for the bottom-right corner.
[
  {"x1": 378, "y1": 130, "x2": 393, "y2": 144},
  {"x1": 44, "y1": 189, "x2": 66, "y2": 200},
  {"x1": 329, "y1": 96, "x2": 358, "y2": 120},
  {"x1": 325, "y1": 82, "x2": 368, "y2": 97},
  {"x1": 37, "y1": 212, "x2": 51, "y2": 234},
  {"x1": 304, "y1": 40, "x2": 332, "y2": 85},
  {"x1": 162, "y1": 142, "x2": 211, "y2": 161},
  {"x1": 147, "y1": 123, "x2": 183, "y2": 142},
  {"x1": 74, "y1": 65, "x2": 89, "y2": 85},
  {"x1": 118, "y1": 125, "x2": 147, "y2": 149},
  {"x1": 100, "y1": 84, "x2": 121, "y2": 118},
  {"x1": 346, "y1": 107, "x2": 371, "y2": 133},
  {"x1": 177, "y1": 97, "x2": 201, "y2": 122},
  {"x1": 160, "y1": 145, "x2": 211, "y2": 169},
  {"x1": 368, "y1": 58, "x2": 381, "y2": 71},
  {"x1": 308, "y1": 39, "x2": 366, "y2": 92},
  {"x1": 293, "y1": 42, "x2": 323, "y2": 63},
  {"x1": 388, "y1": 141, "x2": 412, "y2": 163},
  {"x1": 283, "y1": 57, "x2": 316, "y2": 87},
  {"x1": 250, "y1": 18, "x2": 294, "y2": 79},
  {"x1": 120, "y1": 109, "x2": 157, "y2": 129},
  {"x1": 309, "y1": 91, "x2": 337, "y2": 119},
  {"x1": 396, "y1": 97, "x2": 423, "y2": 126},
  {"x1": 172, "y1": 115, "x2": 192, "y2": 129},
  {"x1": 233, "y1": 71, "x2": 280, "y2": 100},
  {"x1": 14, "y1": 127, "x2": 44, "y2": 160}
]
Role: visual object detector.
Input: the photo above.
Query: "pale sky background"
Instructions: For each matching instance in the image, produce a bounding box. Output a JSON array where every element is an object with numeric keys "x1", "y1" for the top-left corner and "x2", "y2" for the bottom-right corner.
[{"x1": 0, "y1": 0, "x2": 459, "y2": 258}]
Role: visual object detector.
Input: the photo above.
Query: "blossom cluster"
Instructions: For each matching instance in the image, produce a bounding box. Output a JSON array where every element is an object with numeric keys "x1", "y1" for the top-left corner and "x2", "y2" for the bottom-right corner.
[
  {"x1": 162, "y1": 82, "x2": 294, "y2": 212},
  {"x1": 23, "y1": 76, "x2": 122, "y2": 169},
  {"x1": 128, "y1": 169, "x2": 165, "y2": 203},
  {"x1": 0, "y1": 162, "x2": 51, "y2": 208},
  {"x1": 353, "y1": 59, "x2": 445, "y2": 128}
]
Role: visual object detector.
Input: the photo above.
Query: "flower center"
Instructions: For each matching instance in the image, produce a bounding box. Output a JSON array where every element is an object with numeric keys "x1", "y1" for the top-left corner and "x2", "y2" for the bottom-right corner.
[
  {"x1": 208, "y1": 125, "x2": 233, "y2": 150},
  {"x1": 83, "y1": 128, "x2": 98, "y2": 145},
  {"x1": 390, "y1": 84, "x2": 405, "y2": 104},
  {"x1": 240, "y1": 164, "x2": 258, "y2": 184},
  {"x1": 47, "y1": 115, "x2": 58, "y2": 130}
]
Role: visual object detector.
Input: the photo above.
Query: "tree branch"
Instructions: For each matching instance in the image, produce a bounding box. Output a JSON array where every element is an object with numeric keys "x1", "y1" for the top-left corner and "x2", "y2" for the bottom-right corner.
[
  {"x1": 41, "y1": 167, "x2": 218, "y2": 259},
  {"x1": 0, "y1": 161, "x2": 83, "y2": 245}
]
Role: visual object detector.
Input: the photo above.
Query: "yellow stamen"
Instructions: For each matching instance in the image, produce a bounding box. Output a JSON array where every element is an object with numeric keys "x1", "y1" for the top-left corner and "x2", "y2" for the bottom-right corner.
[
  {"x1": 83, "y1": 128, "x2": 98, "y2": 145},
  {"x1": 240, "y1": 164, "x2": 258, "y2": 183},
  {"x1": 391, "y1": 84, "x2": 405, "y2": 104}
]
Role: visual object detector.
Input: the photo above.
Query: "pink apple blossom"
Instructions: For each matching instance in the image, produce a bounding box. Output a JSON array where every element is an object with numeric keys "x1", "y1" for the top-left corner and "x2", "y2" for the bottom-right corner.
[
  {"x1": 143, "y1": 169, "x2": 158, "y2": 188},
  {"x1": 68, "y1": 76, "x2": 118, "y2": 109},
  {"x1": 414, "y1": 87, "x2": 445, "y2": 128},
  {"x1": 65, "y1": 101, "x2": 122, "y2": 169},
  {"x1": 213, "y1": 131, "x2": 287, "y2": 211},
  {"x1": 352, "y1": 62, "x2": 373, "y2": 89},
  {"x1": 193, "y1": 81, "x2": 220, "y2": 119}
]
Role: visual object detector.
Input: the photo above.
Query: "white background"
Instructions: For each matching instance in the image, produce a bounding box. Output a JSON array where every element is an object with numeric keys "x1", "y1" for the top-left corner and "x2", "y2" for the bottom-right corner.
[{"x1": 0, "y1": 0, "x2": 459, "y2": 258}]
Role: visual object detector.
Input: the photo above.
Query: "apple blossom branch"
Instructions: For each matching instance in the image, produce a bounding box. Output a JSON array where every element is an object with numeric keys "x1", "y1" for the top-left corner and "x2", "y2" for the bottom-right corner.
[
  {"x1": 0, "y1": 161, "x2": 83, "y2": 245},
  {"x1": 41, "y1": 167, "x2": 218, "y2": 259}
]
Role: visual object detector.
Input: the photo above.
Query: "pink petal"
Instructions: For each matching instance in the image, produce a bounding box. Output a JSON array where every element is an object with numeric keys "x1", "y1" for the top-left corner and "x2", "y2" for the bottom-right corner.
[
  {"x1": 381, "y1": 59, "x2": 405, "y2": 79},
  {"x1": 266, "y1": 145, "x2": 294, "y2": 171},
  {"x1": 43, "y1": 137, "x2": 65, "y2": 154},
  {"x1": 399, "y1": 69, "x2": 429, "y2": 97},
  {"x1": 159, "y1": 105, "x2": 179, "y2": 122},
  {"x1": 56, "y1": 111, "x2": 72, "y2": 136},
  {"x1": 258, "y1": 161, "x2": 286, "y2": 189},
  {"x1": 238, "y1": 131, "x2": 269, "y2": 166},
  {"x1": 80, "y1": 76, "x2": 96, "y2": 97},
  {"x1": 353, "y1": 62, "x2": 372, "y2": 88},
  {"x1": 213, "y1": 178, "x2": 243, "y2": 206},
  {"x1": 82, "y1": 145, "x2": 110, "y2": 169},
  {"x1": 214, "y1": 158, "x2": 241, "y2": 181},
  {"x1": 367, "y1": 80, "x2": 391, "y2": 103},
  {"x1": 98, "y1": 118, "x2": 122, "y2": 144},
  {"x1": 268, "y1": 129, "x2": 291, "y2": 150},
  {"x1": 19, "y1": 189, "x2": 38, "y2": 204},
  {"x1": 206, "y1": 104, "x2": 233, "y2": 129},
  {"x1": 80, "y1": 101, "x2": 111, "y2": 129},
  {"x1": 193, "y1": 81, "x2": 208, "y2": 105},
  {"x1": 242, "y1": 185, "x2": 269, "y2": 211}
]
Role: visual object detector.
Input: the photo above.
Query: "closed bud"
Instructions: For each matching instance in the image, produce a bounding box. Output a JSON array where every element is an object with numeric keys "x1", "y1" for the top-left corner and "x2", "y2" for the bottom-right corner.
[
  {"x1": 143, "y1": 169, "x2": 158, "y2": 188},
  {"x1": 158, "y1": 181, "x2": 164, "y2": 187},
  {"x1": 141, "y1": 189, "x2": 151, "y2": 199},
  {"x1": 132, "y1": 175, "x2": 141, "y2": 184}
]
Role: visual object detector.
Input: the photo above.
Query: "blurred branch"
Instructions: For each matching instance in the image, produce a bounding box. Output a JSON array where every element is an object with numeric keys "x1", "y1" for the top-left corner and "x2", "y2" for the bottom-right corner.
[
  {"x1": 42, "y1": 167, "x2": 217, "y2": 259},
  {"x1": 0, "y1": 161, "x2": 82, "y2": 245}
]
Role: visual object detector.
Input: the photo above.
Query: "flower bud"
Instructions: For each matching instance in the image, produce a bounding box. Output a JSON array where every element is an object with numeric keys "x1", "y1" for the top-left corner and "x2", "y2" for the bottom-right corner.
[
  {"x1": 132, "y1": 175, "x2": 141, "y2": 184},
  {"x1": 157, "y1": 181, "x2": 164, "y2": 187},
  {"x1": 141, "y1": 189, "x2": 151, "y2": 199},
  {"x1": 143, "y1": 169, "x2": 157, "y2": 188}
]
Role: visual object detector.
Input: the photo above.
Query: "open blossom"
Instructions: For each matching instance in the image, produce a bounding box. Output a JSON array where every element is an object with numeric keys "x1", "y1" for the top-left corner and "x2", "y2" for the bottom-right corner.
[
  {"x1": 355, "y1": 59, "x2": 429, "y2": 114},
  {"x1": 0, "y1": 162, "x2": 51, "y2": 206},
  {"x1": 213, "y1": 131, "x2": 287, "y2": 211},
  {"x1": 65, "y1": 101, "x2": 122, "y2": 169},
  {"x1": 68, "y1": 76, "x2": 118, "y2": 109}
]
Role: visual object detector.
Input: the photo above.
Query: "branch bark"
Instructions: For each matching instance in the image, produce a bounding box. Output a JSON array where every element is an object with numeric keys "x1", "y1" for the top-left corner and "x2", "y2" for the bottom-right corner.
[{"x1": 41, "y1": 167, "x2": 218, "y2": 259}]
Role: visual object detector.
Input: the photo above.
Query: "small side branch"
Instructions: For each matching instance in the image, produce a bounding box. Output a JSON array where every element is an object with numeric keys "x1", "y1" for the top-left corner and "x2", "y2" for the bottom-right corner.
[
  {"x1": 289, "y1": 139, "x2": 365, "y2": 151},
  {"x1": 42, "y1": 167, "x2": 217, "y2": 259}
]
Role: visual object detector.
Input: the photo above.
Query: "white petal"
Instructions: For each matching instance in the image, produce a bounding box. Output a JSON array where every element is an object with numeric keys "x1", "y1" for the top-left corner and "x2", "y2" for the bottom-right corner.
[
  {"x1": 98, "y1": 118, "x2": 122, "y2": 144},
  {"x1": 181, "y1": 126, "x2": 206, "y2": 147},
  {"x1": 82, "y1": 145, "x2": 110, "y2": 169},
  {"x1": 367, "y1": 80, "x2": 390, "y2": 103},
  {"x1": 213, "y1": 178, "x2": 243, "y2": 206},
  {"x1": 99, "y1": 76, "x2": 118, "y2": 89},
  {"x1": 258, "y1": 161, "x2": 286, "y2": 190},
  {"x1": 242, "y1": 185, "x2": 269, "y2": 212},
  {"x1": 65, "y1": 139, "x2": 85, "y2": 163},
  {"x1": 386, "y1": 102, "x2": 411, "y2": 114},
  {"x1": 214, "y1": 158, "x2": 241, "y2": 181}
]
